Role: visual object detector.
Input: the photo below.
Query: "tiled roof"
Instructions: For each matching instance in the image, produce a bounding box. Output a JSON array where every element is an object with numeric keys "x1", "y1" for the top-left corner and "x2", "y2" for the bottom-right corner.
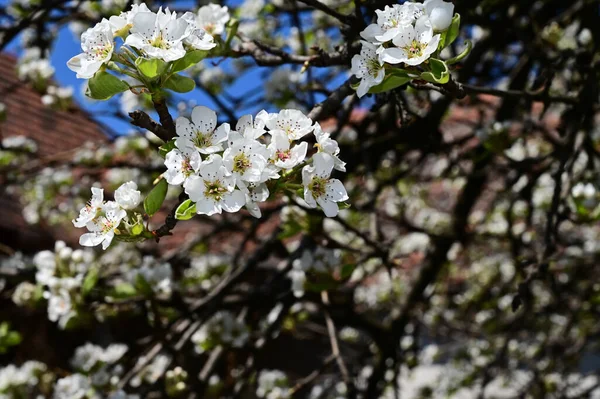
[{"x1": 0, "y1": 52, "x2": 109, "y2": 253}]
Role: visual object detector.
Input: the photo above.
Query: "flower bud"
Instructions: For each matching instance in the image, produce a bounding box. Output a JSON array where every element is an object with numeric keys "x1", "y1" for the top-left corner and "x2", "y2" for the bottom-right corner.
[{"x1": 424, "y1": 0, "x2": 455, "y2": 31}]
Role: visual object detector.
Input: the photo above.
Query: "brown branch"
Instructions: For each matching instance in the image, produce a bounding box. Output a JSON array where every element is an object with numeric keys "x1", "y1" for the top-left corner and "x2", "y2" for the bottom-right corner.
[
  {"x1": 297, "y1": 0, "x2": 355, "y2": 25},
  {"x1": 307, "y1": 77, "x2": 357, "y2": 121},
  {"x1": 151, "y1": 95, "x2": 176, "y2": 138},
  {"x1": 129, "y1": 110, "x2": 172, "y2": 142},
  {"x1": 232, "y1": 39, "x2": 351, "y2": 67},
  {"x1": 321, "y1": 291, "x2": 354, "y2": 395}
]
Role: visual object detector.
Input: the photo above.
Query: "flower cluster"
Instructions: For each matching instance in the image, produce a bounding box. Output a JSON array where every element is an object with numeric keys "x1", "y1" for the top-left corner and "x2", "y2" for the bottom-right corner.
[
  {"x1": 165, "y1": 106, "x2": 348, "y2": 218},
  {"x1": 289, "y1": 246, "x2": 343, "y2": 297},
  {"x1": 351, "y1": 0, "x2": 456, "y2": 97},
  {"x1": 69, "y1": 342, "x2": 129, "y2": 394},
  {"x1": 126, "y1": 256, "x2": 173, "y2": 297},
  {"x1": 14, "y1": 241, "x2": 97, "y2": 329},
  {"x1": 256, "y1": 370, "x2": 291, "y2": 399},
  {"x1": 67, "y1": 2, "x2": 229, "y2": 79},
  {"x1": 191, "y1": 311, "x2": 250, "y2": 354},
  {"x1": 0, "y1": 361, "x2": 48, "y2": 398},
  {"x1": 72, "y1": 181, "x2": 142, "y2": 249}
]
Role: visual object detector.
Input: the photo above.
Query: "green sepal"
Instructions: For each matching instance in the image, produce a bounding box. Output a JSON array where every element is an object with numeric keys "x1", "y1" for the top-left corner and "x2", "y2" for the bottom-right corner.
[{"x1": 158, "y1": 139, "x2": 177, "y2": 158}]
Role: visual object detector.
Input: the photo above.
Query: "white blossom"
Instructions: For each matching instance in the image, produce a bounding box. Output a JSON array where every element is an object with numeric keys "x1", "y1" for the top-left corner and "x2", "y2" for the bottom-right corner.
[
  {"x1": 245, "y1": 182, "x2": 270, "y2": 218},
  {"x1": 380, "y1": 18, "x2": 440, "y2": 66},
  {"x1": 184, "y1": 154, "x2": 246, "y2": 216},
  {"x1": 53, "y1": 374, "x2": 92, "y2": 399},
  {"x1": 572, "y1": 182, "x2": 596, "y2": 199},
  {"x1": 73, "y1": 187, "x2": 104, "y2": 228},
  {"x1": 302, "y1": 153, "x2": 348, "y2": 217},
  {"x1": 79, "y1": 202, "x2": 127, "y2": 250},
  {"x1": 423, "y1": 0, "x2": 455, "y2": 31},
  {"x1": 71, "y1": 343, "x2": 128, "y2": 372},
  {"x1": 234, "y1": 111, "x2": 268, "y2": 140},
  {"x1": 223, "y1": 136, "x2": 270, "y2": 190},
  {"x1": 46, "y1": 289, "x2": 74, "y2": 328},
  {"x1": 313, "y1": 123, "x2": 346, "y2": 172},
  {"x1": 261, "y1": 109, "x2": 314, "y2": 141},
  {"x1": 196, "y1": 4, "x2": 230, "y2": 36},
  {"x1": 128, "y1": 257, "x2": 173, "y2": 296},
  {"x1": 351, "y1": 41, "x2": 385, "y2": 98},
  {"x1": 164, "y1": 145, "x2": 202, "y2": 185},
  {"x1": 67, "y1": 19, "x2": 114, "y2": 79},
  {"x1": 181, "y1": 12, "x2": 217, "y2": 50},
  {"x1": 108, "y1": 3, "x2": 151, "y2": 34},
  {"x1": 257, "y1": 370, "x2": 291, "y2": 399},
  {"x1": 267, "y1": 130, "x2": 307, "y2": 169},
  {"x1": 175, "y1": 106, "x2": 229, "y2": 154},
  {"x1": 114, "y1": 181, "x2": 141, "y2": 210},
  {"x1": 125, "y1": 7, "x2": 190, "y2": 62},
  {"x1": 191, "y1": 311, "x2": 249, "y2": 353},
  {"x1": 360, "y1": 3, "x2": 424, "y2": 43}
]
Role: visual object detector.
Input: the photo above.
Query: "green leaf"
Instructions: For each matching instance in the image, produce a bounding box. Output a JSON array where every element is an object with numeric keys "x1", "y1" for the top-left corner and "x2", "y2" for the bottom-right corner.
[
  {"x1": 144, "y1": 178, "x2": 168, "y2": 216},
  {"x1": 368, "y1": 70, "x2": 412, "y2": 94},
  {"x1": 134, "y1": 274, "x2": 154, "y2": 297},
  {"x1": 82, "y1": 267, "x2": 99, "y2": 297},
  {"x1": 171, "y1": 50, "x2": 209, "y2": 73},
  {"x1": 420, "y1": 58, "x2": 449, "y2": 84},
  {"x1": 158, "y1": 139, "x2": 177, "y2": 158},
  {"x1": 278, "y1": 219, "x2": 303, "y2": 239},
  {"x1": 340, "y1": 263, "x2": 356, "y2": 280},
  {"x1": 163, "y1": 73, "x2": 196, "y2": 93},
  {"x1": 175, "y1": 199, "x2": 197, "y2": 220},
  {"x1": 86, "y1": 71, "x2": 130, "y2": 100},
  {"x1": 136, "y1": 57, "x2": 167, "y2": 78},
  {"x1": 446, "y1": 40, "x2": 473, "y2": 65},
  {"x1": 5, "y1": 331, "x2": 22, "y2": 347},
  {"x1": 111, "y1": 283, "x2": 138, "y2": 299},
  {"x1": 437, "y1": 13, "x2": 461, "y2": 50}
]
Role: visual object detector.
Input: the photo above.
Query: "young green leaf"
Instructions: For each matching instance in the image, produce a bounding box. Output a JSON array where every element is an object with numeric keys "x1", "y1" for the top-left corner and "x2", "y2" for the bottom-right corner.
[
  {"x1": 368, "y1": 70, "x2": 412, "y2": 94},
  {"x1": 175, "y1": 199, "x2": 197, "y2": 220},
  {"x1": 171, "y1": 50, "x2": 209, "y2": 73},
  {"x1": 111, "y1": 283, "x2": 138, "y2": 299},
  {"x1": 163, "y1": 73, "x2": 196, "y2": 93},
  {"x1": 420, "y1": 58, "x2": 450, "y2": 84},
  {"x1": 86, "y1": 71, "x2": 130, "y2": 100},
  {"x1": 136, "y1": 58, "x2": 167, "y2": 78},
  {"x1": 82, "y1": 267, "x2": 99, "y2": 297},
  {"x1": 134, "y1": 274, "x2": 154, "y2": 297},
  {"x1": 446, "y1": 40, "x2": 473, "y2": 65},
  {"x1": 144, "y1": 178, "x2": 168, "y2": 216}
]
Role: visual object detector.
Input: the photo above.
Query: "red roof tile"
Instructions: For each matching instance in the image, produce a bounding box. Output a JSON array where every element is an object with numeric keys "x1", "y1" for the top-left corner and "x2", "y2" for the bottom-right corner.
[{"x1": 0, "y1": 52, "x2": 109, "y2": 252}]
